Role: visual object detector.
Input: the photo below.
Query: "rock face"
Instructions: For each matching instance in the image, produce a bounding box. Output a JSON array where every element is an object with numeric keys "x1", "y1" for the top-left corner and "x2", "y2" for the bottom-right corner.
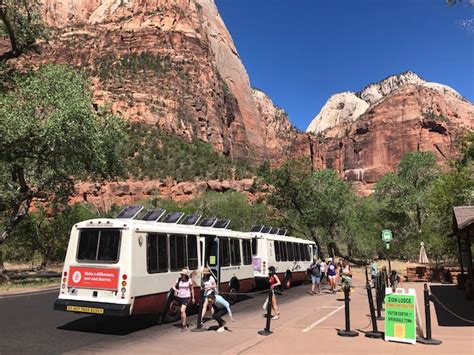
[
  {"x1": 307, "y1": 73, "x2": 473, "y2": 194},
  {"x1": 307, "y1": 71, "x2": 466, "y2": 136},
  {"x1": 18, "y1": 0, "x2": 294, "y2": 161},
  {"x1": 71, "y1": 178, "x2": 265, "y2": 209}
]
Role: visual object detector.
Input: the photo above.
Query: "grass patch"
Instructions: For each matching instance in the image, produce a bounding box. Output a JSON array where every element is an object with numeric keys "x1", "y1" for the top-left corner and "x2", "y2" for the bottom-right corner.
[{"x1": 0, "y1": 278, "x2": 60, "y2": 293}]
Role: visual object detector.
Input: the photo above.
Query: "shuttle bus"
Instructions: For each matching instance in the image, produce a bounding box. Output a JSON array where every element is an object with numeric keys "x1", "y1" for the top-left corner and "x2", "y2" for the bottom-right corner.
[
  {"x1": 250, "y1": 225, "x2": 317, "y2": 289},
  {"x1": 54, "y1": 207, "x2": 254, "y2": 322}
]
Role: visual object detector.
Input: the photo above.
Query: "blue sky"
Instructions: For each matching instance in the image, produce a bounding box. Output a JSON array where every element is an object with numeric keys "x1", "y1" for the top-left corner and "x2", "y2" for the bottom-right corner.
[{"x1": 215, "y1": 0, "x2": 474, "y2": 131}]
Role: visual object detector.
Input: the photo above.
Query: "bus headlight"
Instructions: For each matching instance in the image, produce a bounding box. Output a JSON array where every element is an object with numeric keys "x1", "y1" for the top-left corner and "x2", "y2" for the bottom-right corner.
[
  {"x1": 121, "y1": 287, "x2": 126, "y2": 294},
  {"x1": 62, "y1": 284, "x2": 66, "y2": 289}
]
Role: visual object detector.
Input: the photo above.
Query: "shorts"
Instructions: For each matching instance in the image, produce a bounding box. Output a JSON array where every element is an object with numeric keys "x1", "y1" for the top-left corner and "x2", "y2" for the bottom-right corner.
[
  {"x1": 177, "y1": 297, "x2": 191, "y2": 306},
  {"x1": 328, "y1": 274, "x2": 336, "y2": 279},
  {"x1": 311, "y1": 275, "x2": 321, "y2": 284}
]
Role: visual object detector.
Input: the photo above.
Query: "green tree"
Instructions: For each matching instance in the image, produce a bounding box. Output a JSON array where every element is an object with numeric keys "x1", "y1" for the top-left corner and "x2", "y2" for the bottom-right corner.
[
  {"x1": 0, "y1": 0, "x2": 47, "y2": 58},
  {"x1": 259, "y1": 158, "x2": 354, "y2": 258},
  {"x1": 375, "y1": 152, "x2": 438, "y2": 258},
  {"x1": 0, "y1": 65, "x2": 125, "y2": 264}
]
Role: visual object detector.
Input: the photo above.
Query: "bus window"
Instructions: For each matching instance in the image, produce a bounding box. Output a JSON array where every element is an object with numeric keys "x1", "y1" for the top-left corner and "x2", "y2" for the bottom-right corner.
[
  {"x1": 77, "y1": 229, "x2": 121, "y2": 263},
  {"x1": 147, "y1": 233, "x2": 168, "y2": 273},
  {"x1": 294, "y1": 243, "x2": 301, "y2": 261},
  {"x1": 242, "y1": 239, "x2": 252, "y2": 265},
  {"x1": 304, "y1": 245, "x2": 310, "y2": 261},
  {"x1": 299, "y1": 244, "x2": 305, "y2": 261},
  {"x1": 170, "y1": 234, "x2": 186, "y2": 271},
  {"x1": 187, "y1": 235, "x2": 198, "y2": 270},
  {"x1": 231, "y1": 239, "x2": 241, "y2": 265},
  {"x1": 220, "y1": 238, "x2": 230, "y2": 266},
  {"x1": 287, "y1": 242, "x2": 294, "y2": 261},
  {"x1": 251, "y1": 237, "x2": 258, "y2": 256},
  {"x1": 280, "y1": 242, "x2": 287, "y2": 261},
  {"x1": 274, "y1": 241, "x2": 281, "y2": 261}
]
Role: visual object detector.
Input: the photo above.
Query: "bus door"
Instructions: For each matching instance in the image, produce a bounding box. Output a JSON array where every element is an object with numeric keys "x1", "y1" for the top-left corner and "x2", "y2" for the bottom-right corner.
[{"x1": 204, "y1": 235, "x2": 220, "y2": 292}]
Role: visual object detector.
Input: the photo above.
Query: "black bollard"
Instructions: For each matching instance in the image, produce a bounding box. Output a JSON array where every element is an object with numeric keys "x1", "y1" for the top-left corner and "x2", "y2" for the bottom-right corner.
[
  {"x1": 375, "y1": 275, "x2": 384, "y2": 321},
  {"x1": 365, "y1": 282, "x2": 383, "y2": 338},
  {"x1": 191, "y1": 286, "x2": 206, "y2": 332},
  {"x1": 417, "y1": 284, "x2": 442, "y2": 345},
  {"x1": 337, "y1": 285, "x2": 358, "y2": 337},
  {"x1": 258, "y1": 286, "x2": 273, "y2": 336}
]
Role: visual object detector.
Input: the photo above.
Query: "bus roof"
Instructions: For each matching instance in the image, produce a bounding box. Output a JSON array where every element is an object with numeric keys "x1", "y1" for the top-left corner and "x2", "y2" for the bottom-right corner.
[
  {"x1": 74, "y1": 218, "x2": 251, "y2": 239},
  {"x1": 248, "y1": 232, "x2": 315, "y2": 244}
]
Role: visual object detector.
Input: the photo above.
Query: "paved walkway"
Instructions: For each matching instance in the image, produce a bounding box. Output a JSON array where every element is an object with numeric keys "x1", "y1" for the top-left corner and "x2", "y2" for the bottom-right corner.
[{"x1": 68, "y1": 279, "x2": 474, "y2": 355}]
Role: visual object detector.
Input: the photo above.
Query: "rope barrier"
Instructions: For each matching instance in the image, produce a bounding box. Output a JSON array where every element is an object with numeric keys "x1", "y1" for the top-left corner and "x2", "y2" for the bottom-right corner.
[{"x1": 429, "y1": 292, "x2": 474, "y2": 324}]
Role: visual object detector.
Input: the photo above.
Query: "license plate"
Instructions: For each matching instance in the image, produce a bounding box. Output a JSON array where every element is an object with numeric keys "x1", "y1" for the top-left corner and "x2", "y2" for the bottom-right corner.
[{"x1": 66, "y1": 305, "x2": 104, "y2": 314}]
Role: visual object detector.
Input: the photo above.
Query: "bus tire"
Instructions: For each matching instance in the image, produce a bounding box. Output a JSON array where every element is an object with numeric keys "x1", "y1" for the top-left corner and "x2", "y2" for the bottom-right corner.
[
  {"x1": 163, "y1": 293, "x2": 180, "y2": 323},
  {"x1": 227, "y1": 278, "x2": 240, "y2": 305},
  {"x1": 283, "y1": 271, "x2": 292, "y2": 289}
]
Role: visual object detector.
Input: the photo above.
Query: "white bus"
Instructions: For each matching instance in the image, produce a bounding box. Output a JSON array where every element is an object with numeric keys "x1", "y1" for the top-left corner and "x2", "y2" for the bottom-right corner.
[
  {"x1": 54, "y1": 207, "x2": 254, "y2": 322},
  {"x1": 250, "y1": 225, "x2": 317, "y2": 289}
]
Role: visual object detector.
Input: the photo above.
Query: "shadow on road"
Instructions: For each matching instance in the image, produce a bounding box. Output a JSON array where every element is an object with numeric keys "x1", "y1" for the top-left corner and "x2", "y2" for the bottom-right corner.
[
  {"x1": 430, "y1": 285, "x2": 474, "y2": 327},
  {"x1": 57, "y1": 314, "x2": 160, "y2": 335}
]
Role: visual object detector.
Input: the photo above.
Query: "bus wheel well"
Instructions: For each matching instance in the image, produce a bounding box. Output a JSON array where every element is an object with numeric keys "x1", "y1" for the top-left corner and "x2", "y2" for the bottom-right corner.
[
  {"x1": 229, "y1": 277, "x2": 240, "y2": 291},
  {"x1": 227, "y1": 277, "x2": 240, "y2": 305}
]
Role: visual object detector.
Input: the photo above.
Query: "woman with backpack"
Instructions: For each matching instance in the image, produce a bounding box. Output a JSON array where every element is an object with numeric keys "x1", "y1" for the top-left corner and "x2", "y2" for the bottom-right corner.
[
  {"x1": 200, "y1": 267, "x2": 217, "y2": 322},
  {"x1": 309, "y1": 257, "x2": 322, "y2": 295},
  {"x1": 171, "y1": 268, "x2": 195, "y2": 332}
]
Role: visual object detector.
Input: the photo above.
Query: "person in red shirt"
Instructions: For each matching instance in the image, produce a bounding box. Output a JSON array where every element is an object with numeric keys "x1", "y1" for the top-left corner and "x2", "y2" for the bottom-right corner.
[{"x1": 268, "y1": 266, "x2": 281, "y2": 319}]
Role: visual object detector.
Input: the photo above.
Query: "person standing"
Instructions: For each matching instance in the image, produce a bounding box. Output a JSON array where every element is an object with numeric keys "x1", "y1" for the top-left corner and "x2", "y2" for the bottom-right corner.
[
  {"x1": 327, "y1": 258, "x2": 337, "y2": 293},
  {"x1": 320, "y1": 258, "x2": 327, "y2": 288},
  {"x1": 172, "y1": 268, "x2": 195, "y2": 332},
  {"x1": 341, "y1": 261, "x2": 353, "y2": 288},
  {"x1": 266, "y1": 266, "x2": 281, "y2": 319},
  {"x1": 370, "y1": 258, "x2": 378, "y2": 288},
  {"x1": 207, "y1": 292, "x2": 234, "y2": 333},
  {"x1": 309, "y1": 257, "x2": 322, "y2": 295},
  {"x1": 200, "y1": 267, "x2": 217, "y2": 321}
]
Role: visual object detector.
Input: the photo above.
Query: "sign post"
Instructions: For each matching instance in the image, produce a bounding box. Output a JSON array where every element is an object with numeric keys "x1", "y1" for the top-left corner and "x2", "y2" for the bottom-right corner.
[
  {"x1": 384, "y1": 289, "x2": 417, "y2": 344},
  {"x1": 381, "y1": 229, "x2": 393, "y2": 274}
]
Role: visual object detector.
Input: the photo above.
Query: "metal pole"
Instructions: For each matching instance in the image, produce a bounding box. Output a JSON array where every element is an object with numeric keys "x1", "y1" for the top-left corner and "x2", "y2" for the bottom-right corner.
[
  {"x1": 365, "y1": 282, "x2": 383, "y2": 338},
  {"x1": 417, "y1": 283, "x2": 442, "y2": 345},
  {"x1": 337, "y1": 285, "x2": 358, "y2": 337},
  {"x1": 191, "y1": 285, "x2": 206, "y2": 332},
  {"x1": 376, "y1": 276, "x2": 384, "y2": 320},
  {"x1": 258, "y1": 286, "x2": 273, "y2": 336}
]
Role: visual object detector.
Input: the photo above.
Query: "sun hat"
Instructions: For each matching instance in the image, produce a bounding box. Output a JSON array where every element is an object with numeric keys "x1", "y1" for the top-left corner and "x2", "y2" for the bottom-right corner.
[
  {"x1": 328, "y1": 257, "x2": 333, "y2": 262},
  {"x1": 179, "y1": 268, "x2": 189, "y2": 275},
  {"x1": 202, "y1": 267, "x2": 210, "y2": 274}
]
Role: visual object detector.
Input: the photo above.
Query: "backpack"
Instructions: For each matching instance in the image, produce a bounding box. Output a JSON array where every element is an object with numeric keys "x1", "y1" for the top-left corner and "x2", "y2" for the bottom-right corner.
[
  {"x1": 389, "y1": 273, "x2": 400, "y2": 285},
  {"x1": 311, "y1": 263, "x2": 322, "y2": 277}
]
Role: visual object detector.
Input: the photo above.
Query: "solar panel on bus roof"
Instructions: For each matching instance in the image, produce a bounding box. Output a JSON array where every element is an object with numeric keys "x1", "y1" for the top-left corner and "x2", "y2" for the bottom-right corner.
[
  {"x1": 162, "y1": 212, "x2": 184, "y2": 223},
  {"x1": 181, "y1": 214, "x2": 201, "y2": 225},
  {"x1": 200, "y1": 217, "x2": 217, "y2": 227},
  {"x1": 213, "y1": 219, "x2": 230, "y2": 229},
  {"x1": 270, "y1": 227, "x2": 279, "y2": 234},
  {"x1": 261, "y1": 226, "x2": 272, "y2": 234},
  {"x1": 250, "y1": 225, "x2": 263, "y2": 232},
  {"x1": 116, "y1": 205, "x2": 143, "y2": 219},
  {"x1": 142, "y1": 209, "x2": 166, "y2": 221},
  {"x1": 277, "y1": 229, "x2": 287, "y2": 236}
]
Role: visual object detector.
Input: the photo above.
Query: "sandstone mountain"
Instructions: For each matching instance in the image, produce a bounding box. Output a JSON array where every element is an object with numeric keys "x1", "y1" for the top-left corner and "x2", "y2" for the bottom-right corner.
[
  {"x1": 2, "y1": 2, "x2": 472, "y2": 202},
  {"x1": 306, "y1": 72, "x2": 473, "y2": 194},
  {"x1": 14, "y1": 0, "x2": 296, "y2": 161}
]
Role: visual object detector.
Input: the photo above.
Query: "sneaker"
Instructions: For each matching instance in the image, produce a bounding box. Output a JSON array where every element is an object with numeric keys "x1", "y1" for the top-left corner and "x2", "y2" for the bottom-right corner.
[
  {"x1": 216, "y1": 326, "x2": 225, "y2": 333},
  {"x1": 271, "y1": 315, "x2": 280, "y2": 320},
  {"x1": 181, "y1": 325, "x2": 188, "y2": 332}
]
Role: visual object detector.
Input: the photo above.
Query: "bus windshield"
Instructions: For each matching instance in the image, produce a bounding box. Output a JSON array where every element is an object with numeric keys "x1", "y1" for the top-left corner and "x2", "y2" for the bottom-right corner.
[{"x1": 77, "y1": 229, "x2": 121, "y2": 263}]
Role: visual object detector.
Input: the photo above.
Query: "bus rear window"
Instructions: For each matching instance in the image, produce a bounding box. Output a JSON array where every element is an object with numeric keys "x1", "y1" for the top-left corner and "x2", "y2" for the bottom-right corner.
[{"x1": 77, "y1": 229, "x2": 121, "y2": 263}]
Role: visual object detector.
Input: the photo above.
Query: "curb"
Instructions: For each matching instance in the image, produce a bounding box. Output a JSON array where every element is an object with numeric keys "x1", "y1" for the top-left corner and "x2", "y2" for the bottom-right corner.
[{"x1": 0, "y1": 284, "x2": 60, "y2": 298}]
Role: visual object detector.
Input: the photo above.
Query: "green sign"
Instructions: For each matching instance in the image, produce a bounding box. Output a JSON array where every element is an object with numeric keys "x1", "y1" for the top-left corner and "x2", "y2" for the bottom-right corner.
[
  {"x1": 384, "y1": 292, "x2": 416, "y2": 344},
  {"x1": 381, "y1": 229, "x2": 393, "y2": 242}
]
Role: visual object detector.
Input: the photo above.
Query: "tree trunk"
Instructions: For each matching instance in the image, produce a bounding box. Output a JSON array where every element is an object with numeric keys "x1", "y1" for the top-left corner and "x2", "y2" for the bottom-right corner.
[
  {"x1": 0, "y1": 1, "x2": 20, "y2": 55},
  {"x1": 0, "y1": 249, "x2": 10, "y2": 283}
]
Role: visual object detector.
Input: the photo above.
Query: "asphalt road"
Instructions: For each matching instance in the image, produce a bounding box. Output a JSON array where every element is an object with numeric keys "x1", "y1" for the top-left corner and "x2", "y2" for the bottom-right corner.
[{"x1": 0, "y1": 285, "x2": 291, "y2": 355}]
